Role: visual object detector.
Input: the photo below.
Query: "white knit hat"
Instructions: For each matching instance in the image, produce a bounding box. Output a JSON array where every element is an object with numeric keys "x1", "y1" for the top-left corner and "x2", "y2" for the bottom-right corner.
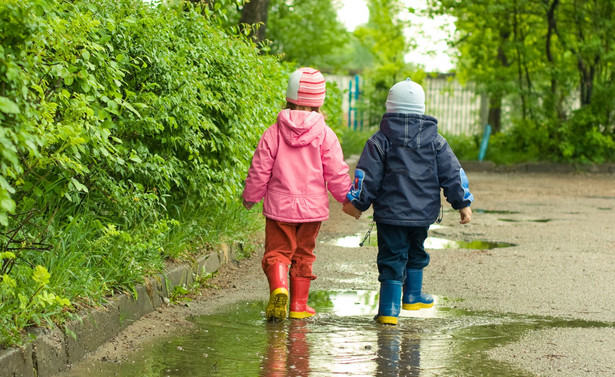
[
  {"x1": 286, "y1": 67, "x2": 326, "y2": 107},
  {"x1": 385, "y1": 78, "x2": 425, "y2": 114}
]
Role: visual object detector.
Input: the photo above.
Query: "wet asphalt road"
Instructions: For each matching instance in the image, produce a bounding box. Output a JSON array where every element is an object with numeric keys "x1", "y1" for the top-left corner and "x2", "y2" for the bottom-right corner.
[
  {"x1": 315, "y1": 170, "x2": 615, "y2": 376},
  {"x1": 57, "y1": 169, "x2": 615, "y2": 377}
]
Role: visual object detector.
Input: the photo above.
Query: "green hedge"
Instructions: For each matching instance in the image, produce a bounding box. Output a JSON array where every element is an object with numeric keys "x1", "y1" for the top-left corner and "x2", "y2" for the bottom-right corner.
[{"x1": 0, "y1": 0, "x2": 308, "y2": 346}]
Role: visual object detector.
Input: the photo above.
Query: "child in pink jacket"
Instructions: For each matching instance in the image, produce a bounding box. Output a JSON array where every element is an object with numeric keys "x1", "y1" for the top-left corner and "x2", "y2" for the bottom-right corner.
[{"x1": 242, "y1": 67, "x2": 352, "y2": 322}]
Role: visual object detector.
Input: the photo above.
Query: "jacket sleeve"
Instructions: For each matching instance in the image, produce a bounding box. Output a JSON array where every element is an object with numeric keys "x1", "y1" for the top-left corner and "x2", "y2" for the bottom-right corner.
[
  {"x1": 322, "y1": 128, "x2": 352, "y2": 204},
  {"x1": 242, "y1": 126, "x2": 277, "y2": 204},
  {"x1": 346, "y1": 134, "x2": 386, "y2": 212},
  {"x1": 435, "y1": 135, "x2": 474, "y2": 209}
]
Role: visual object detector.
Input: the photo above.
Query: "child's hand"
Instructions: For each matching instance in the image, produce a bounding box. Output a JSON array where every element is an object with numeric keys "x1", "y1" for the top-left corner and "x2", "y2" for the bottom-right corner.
[
  {"x1": 343, "y1": 201, "x2": 362, "y2": 219},
  {"x1": 459, "y1": 206, "x2": 472, "y2": 224},
  {"x1": 243, "y1": 199, "x2": 256, "y2": 210}
]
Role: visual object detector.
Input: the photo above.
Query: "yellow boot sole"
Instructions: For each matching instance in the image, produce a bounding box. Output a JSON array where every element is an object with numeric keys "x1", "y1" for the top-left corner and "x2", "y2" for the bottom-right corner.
[
  {"x1": 402, "y1": 302, "x2": 434, "y2": 310},
  {"x1": 266, "y1": 288, "x2": 289, "y2": 322},
  {"x1": 375, "y1": 315, "x2": 398, "y2": 325},
  {"x1": 289, "y1": 310, "x2": 315, "y2": 319}
]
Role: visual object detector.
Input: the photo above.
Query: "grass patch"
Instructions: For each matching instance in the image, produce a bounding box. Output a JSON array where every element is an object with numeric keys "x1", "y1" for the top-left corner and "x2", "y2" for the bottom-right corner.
[
  {"x1": 340, "y1": 125, "x2": 377, "y2": 158},
  {"x1": 0, "y1": 197, "x2": 264, "y2": 347}
]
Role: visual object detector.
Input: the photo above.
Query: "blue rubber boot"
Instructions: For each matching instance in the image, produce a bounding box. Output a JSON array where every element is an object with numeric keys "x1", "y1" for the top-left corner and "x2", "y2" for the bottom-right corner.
[
  {"x1": 402, "y1": 268, "x2": 434, "y2": 310},
  {"x1": 374, "y1": 280, "x2": 402, "y2": 325}
]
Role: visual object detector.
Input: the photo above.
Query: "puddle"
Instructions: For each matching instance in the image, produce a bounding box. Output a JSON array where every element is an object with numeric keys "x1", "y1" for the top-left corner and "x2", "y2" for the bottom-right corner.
[
  {"x1": 474, "y1": 209, "x2": 520, "y2": 214},
  {"x1": 427, "y1": 238, "x2": 514, "y2": 250},
  {"x1": 498, "y1": 218, "x2": 552, "y2": 223},
  {"x1": 327, "y1": 233, "x2": 514, "y2": 250},
  {"x1": 60, "y1": 290, "x2": 613, "y2": 377}
]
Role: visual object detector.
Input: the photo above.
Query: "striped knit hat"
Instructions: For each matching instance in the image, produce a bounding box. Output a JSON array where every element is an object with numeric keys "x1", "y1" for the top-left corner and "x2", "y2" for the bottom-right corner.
[{"x1": 285, "y1": 67, "x2": 326, "y2": 107}]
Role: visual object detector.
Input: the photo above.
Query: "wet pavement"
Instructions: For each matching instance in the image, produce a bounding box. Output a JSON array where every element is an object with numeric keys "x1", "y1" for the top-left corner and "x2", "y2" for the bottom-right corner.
[
  {"x1": 328, "y1": 228, "x2": 516, "y2": 250},
  {"x1": 54, "y1": 170, "x2": 615, "y2": 377},
  {"x1": 58, "y1": 291, "x2": 614, "y2": 377}
]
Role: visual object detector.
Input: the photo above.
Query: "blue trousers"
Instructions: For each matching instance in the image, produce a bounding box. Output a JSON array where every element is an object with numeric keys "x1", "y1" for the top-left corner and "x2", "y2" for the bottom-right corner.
[{"x1": 376, "y1": 223, "x2": 430, "y2": 282}]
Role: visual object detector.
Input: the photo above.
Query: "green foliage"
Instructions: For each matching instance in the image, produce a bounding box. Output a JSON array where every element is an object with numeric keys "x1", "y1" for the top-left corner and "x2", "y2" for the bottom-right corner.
[
  {"x1": 340, "y1": 126, "x2": 377, "y2": 157},
  {"x1": 169, "y1": 271, "x2": 217, "y2": 305},
  {"x1": 555, "y1": 111, "x2": 615, "y2": 164},
  {"x1": 481, "y1": 132, "x2": 539, "y2": 165},
  {"x1": 308, "y1": 290, "x2": 334, "y2": 309},
  {"x1": 353, "y1": 0, "x2": 417, "y2": 126},
  {"x1": 355, "y1": 0, "x2": 408, "y2": 68},
  {"x1": 322, "y1": 80, "x2": 345, "y2": 132},
  {"x1": 189, "y1": 0, "x2": 245, "y2": 29},
  {"x1": 429, "y1": 0, "x2": 615, "y2": 163},
  {"x1": 266, "y1": 0, "x2": 352, "y2": 72},
  {"x1": 482, "y1": 113, "x2": 615, "y2": 165},
  {"x1": 336, "y1": 36, "x2": 375, "y2": 73},
  {"x1": 0, "y1": 265, "x2": 71, "y2": 345},
  {"x1": 441, "y1": 133, "x2": 480, "y2": 162},
  {"x1": 0, "y1": 0, "x2": 288, "y2": 346}
]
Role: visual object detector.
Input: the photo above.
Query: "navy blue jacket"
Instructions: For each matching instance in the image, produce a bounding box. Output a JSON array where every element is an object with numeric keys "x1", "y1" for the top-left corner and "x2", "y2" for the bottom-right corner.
[{"x1": 347, "y1": 113, "x2": 473, "y2": 226}]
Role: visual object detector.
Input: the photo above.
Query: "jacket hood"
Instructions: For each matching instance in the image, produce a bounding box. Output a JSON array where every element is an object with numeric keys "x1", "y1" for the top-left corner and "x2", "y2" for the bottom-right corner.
[
  {"x1": 277, "y1": 109, "x2": 326, "y2": 147},
  {"x1": 380, "y1": 113, "x2": 438, "y2": 149}
]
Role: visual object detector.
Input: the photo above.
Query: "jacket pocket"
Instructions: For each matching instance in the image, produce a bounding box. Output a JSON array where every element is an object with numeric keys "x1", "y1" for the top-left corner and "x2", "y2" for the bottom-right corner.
[{"x1": 264, "y1": 190, "x2": 329, "y2": 221}]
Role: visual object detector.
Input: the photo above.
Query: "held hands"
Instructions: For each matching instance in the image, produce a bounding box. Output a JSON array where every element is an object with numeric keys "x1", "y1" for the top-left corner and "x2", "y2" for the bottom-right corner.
[
  {"x1": 459, "y1": 206, "x2": 472, "y2": 224},
  {"x1": 243, "y1": 199, "x2": 256, "y2": 210},
  {"x1": 343, "y1": 201, "x2": 362, "y2": 220}
]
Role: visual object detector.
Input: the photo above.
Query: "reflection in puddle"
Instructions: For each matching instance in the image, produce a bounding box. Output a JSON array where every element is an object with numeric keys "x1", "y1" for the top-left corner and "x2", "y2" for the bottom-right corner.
[
  {"x1": 330, "y1": 234, "x2": 371, "y2": 248},
  {"x1": 326, "y1": 290, "x2": 439, "y2": 319},
  {"x1": 328, "y1": 234, "x2": 515, "y2": 250},
  {"x1": 60, "y1": 291, "x2": 614, "y2": 377},
  {"x1": 427, "y1": 238, "x2": 514, "y2": 250}
]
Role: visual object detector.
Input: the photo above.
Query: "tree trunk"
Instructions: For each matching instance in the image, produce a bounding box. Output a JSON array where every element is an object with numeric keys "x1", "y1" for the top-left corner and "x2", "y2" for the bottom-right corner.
[
  {"x1": 577, "y1": 58, "x2": 595, "y2": 106},
  {"x1": 545, "y1": 0, "x2": 566, "y2": 119},
  {"x1": 488, "y1": 95, "x2": 502, "y2": 134},
  {"x1": 239, "y1": 0, "x2": 270, "y2": 45},
  {"x1": 489, "y1": 32, "x2": 510, "y2": 134}
]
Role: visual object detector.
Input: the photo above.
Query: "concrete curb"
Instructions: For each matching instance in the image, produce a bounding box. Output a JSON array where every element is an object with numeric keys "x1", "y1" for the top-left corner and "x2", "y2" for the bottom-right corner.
[
  {"x1": 1, "y1": 243, "x2": 241, "y2": 377},
  {"x1": 461, "y1": 160, "x2": 615, "y2": 174}
]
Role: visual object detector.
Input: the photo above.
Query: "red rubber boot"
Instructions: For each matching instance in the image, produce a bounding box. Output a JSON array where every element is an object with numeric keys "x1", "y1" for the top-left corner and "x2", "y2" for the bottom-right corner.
[
  {"x1": 265, "y1": 263, "x2": 289, "y2": 322},
  {"x1": 289, "y1": 277, "x2": 316, "y2": 319}
]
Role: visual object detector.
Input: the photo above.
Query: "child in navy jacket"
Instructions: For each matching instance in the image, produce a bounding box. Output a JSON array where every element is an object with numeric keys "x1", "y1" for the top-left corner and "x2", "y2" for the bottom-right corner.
[{"x1": 343, "y1": 78, "x2": 473, "y2": 325}]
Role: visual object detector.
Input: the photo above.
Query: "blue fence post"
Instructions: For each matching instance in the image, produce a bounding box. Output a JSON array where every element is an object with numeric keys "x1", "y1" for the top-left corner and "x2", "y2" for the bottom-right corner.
[
  {"x1": 478, "y1": 124, "x2": 492, "y2": 161},
  {"x1": 354, "y1": 75, "x2": 360, "y2": 130},
  {"x1": 347, "y1": 75, "x2": 362, "y2": 130},
  {"x1": 348, "y1": 79, "x2": 353, "y2": 128}
]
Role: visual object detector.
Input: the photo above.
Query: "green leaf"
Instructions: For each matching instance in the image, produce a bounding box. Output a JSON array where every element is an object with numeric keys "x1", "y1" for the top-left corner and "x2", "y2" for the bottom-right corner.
[
  {"x1": 0, "y1": 97, "x2": 20, "y2": 114},
  {"x1": 129, "y1": 150, "x2": 142, "y2": 163},
  {"x1": 1, "y1": 198, "x2": 16, "y2": 213},
  {"x1": 70, "y1": 178, "x2": 89, "y2": 193},
  {"x1": 0, "y1": 252, "x2": 16, "y2": 260},
  {"x1": 121, "y1": 100, "x2": 142, "y2": 118},
  {"x1": 32, "y1": 266, "x2": 51, "y2": 286}
]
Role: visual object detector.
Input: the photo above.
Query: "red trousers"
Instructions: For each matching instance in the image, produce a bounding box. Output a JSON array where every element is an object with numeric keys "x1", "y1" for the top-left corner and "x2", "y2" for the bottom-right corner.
[{"x1": 263, "y1": 218, "x2": 322, "y2": 280}]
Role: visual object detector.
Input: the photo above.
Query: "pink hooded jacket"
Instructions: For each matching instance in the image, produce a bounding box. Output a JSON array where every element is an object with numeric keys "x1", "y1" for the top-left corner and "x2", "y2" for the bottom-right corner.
[{"x1": 242, "y1": 109, "x2": 352, "y2": 223}]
